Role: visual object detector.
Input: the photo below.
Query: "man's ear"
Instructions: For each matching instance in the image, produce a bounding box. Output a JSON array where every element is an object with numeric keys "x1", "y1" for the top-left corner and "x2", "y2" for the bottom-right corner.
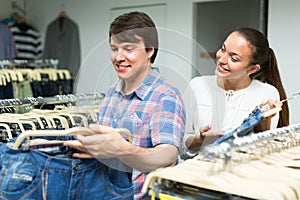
[
  {"x1": 248, "y1": 64, "x2": 261, "y2": 75},
  {"x1": 147, "y1": 47, "x2": 154, "y2": 58}
]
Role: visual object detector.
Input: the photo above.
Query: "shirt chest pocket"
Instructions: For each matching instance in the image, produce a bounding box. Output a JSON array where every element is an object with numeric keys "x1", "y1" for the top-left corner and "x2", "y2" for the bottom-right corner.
[{"x1": 113, "y1": 111, "x2": 144, "y2": 137}]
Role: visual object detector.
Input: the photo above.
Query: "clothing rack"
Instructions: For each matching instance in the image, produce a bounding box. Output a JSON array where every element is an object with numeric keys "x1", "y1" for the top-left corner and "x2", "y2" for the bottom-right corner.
[
  {"x1": 199, "y1": 125, "x2": 293, "y2": 160},
  {"x1": 0, "y1": 102, "x2": 133, "y2": 199},
  {"x1": 0, "y1": 59, "x2": 72, "y2": 100},
  {"x1": 36, "y1": 93, "x2": 105, "y2": 106},
  {"x1": 0, "y1": 97, "x2": 36, "y2": 108},
  {"x1": 0, "y1": 93, "x2": 105, "y2": 109},
  {"x1": 0, "y1": 59, "x2": 59, "y2": 69},
  {"x1": 142, "y1": 123, "x2": 300, "y2": 200},
  {"x1": 0, "y1": 94, "x2": 104, "y2": 132}
]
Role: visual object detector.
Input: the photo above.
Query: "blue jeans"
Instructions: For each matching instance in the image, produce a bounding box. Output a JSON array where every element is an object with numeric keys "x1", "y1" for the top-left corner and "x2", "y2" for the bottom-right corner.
[
  {"x1": 0, "y1": 143, "x2": 134, "y2": 200},
  {"x1": 213, "y1": 106, "x2": 264, "y2": 145}
]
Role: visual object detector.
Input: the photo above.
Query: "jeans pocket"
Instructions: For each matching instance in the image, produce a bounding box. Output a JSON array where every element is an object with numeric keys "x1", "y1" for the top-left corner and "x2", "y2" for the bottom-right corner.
[
  {"x1": 0, "y1": 160, "x2": 41, "y2": 196},
  {"x1": 102, "y1": 165, "x2": 134, "y2": 197}
]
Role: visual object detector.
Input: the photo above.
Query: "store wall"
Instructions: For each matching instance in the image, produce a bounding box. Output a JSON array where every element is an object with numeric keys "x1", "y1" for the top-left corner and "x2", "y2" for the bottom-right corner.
[
  {"x1": 25, "y1": 0, "x2": 196, "y2": 96},
  {"x1": 1, "y1": 0, "x2": 300, "y2": 124},
  {"x1": 269, "y1": 0, "x2": 300, "y2": 124}
]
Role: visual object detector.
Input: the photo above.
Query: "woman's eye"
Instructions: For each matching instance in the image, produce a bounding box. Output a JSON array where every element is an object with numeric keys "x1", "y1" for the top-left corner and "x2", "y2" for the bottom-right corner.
[{"x1": 231, "y1": 57, "x2": 238, "y2": 62}]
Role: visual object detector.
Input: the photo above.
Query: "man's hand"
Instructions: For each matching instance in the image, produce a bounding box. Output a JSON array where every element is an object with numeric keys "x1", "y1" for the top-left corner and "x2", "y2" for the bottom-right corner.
[{"x1": 64, "y1": 124, "x2": 128, "y2": 159}]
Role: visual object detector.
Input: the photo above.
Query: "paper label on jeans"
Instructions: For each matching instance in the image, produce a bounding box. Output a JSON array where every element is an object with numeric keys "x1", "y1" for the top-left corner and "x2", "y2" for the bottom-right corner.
[{"x1": 12, "y1": 173, "x2": 33, "y2": 182}]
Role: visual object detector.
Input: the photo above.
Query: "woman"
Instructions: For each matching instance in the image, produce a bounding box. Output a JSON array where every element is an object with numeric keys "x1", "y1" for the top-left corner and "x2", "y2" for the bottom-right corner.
[{"x1": 181, "y1": 27, "x2": 289, "y2": 159}]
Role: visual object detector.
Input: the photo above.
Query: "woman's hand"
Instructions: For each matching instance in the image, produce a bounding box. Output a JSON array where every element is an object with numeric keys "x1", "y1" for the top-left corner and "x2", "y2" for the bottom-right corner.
[
  {"x1": 255, "y1": 100, "x2": 282, "y2": 132},
  {"x1": 261, "y1": 100, "x2": 282, "y2": 118},
  {"x1": 185, "y1": 125, "x2": 225, "y2": 152}
]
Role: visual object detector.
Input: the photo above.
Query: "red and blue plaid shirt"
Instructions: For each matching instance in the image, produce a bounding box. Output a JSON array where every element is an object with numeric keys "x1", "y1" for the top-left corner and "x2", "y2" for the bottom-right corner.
[{"x1": 98, "y1": 68, "x2": 186, "y2": 199}]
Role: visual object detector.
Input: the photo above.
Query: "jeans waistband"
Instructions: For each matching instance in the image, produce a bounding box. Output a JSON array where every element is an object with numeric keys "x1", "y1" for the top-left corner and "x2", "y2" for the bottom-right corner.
[{"x1": 2, "y1": 143, "x2": 100, "y2": 172}]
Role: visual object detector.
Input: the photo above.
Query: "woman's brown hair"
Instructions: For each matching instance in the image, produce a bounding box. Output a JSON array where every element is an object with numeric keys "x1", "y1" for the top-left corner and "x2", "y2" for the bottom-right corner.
[{"x1": 235, "y1": 27, "x2": 289, "y2": 127}]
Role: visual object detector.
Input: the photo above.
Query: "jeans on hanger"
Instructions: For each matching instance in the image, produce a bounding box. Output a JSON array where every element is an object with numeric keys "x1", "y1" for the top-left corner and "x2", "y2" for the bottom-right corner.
[
  {"x1": 213, "y1": 106, "x2": 264, "y2": 145},
  {"x1": 200, "y1": 107, "x2": 264, "y2": 159},
  {"x1": 0, "y1": 143, "x2": 133, "y2": 200}
]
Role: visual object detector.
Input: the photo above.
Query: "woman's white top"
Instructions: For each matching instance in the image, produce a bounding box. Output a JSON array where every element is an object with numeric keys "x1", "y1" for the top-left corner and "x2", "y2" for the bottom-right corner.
[{"x1": 180, "y1": 75, "x2": 280, "y2": 158}]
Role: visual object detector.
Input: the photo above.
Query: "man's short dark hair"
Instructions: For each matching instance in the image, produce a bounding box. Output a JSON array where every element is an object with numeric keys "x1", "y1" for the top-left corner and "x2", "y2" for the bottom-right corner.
[{"x1": 109, "y1": 11, "x2": 159, "y2": 63}]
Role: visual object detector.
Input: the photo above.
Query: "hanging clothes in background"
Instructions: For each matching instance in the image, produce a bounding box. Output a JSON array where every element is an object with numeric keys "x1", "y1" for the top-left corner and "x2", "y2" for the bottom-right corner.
[
  {"x1": 0, "y1": 60, "x2": 73, "y2": 100},
  {"x1": 3, "y1": 11, "x2": 43, "y2": 61},
  {"x1": 2, "y1": 11, "x2": 24, "y2": 28},
  {"x1": 1, "y1": 15, "x2": 17, "y2": 27},
  {"x1": 0, "y1": 24, "x2": 17, "y2": 60},
  {"x1": 43, "y1": 11, "x2": 81, "y2": 79},
  {"x1": 9, "y1": 22, "x2": 42, "y2": 60}
]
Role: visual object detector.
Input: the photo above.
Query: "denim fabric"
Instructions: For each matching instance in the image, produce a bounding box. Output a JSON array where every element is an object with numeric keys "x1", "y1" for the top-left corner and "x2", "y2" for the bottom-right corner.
[
  {"x1": 213, "y1": 106, "x2": 264, "y2": 145},
  {"x1": 0, "y1": 143, "x2": 134, "y2": 200}
]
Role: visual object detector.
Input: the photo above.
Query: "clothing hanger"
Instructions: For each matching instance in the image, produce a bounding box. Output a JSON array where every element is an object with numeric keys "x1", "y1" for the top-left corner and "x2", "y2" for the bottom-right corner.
[
  {"x1": 203, "y1": 101, "x2": 283, "y2": 150},
  {"x1": 57, "y1": 9, "x2": 67, "y2": 31},
  {"x1": 143, "y1": 123, "x2": 300, "y2": 200},
  {"x1": 34, "y1": 68, "x2": 58, "y2": 81},
  {"x1": 145, "y1": 143, "x2": 300, "y2": 199},
  {"x1": 0, "y1": 123, "x2": 13, "y2": 140},
  {"x1": 12, "y1": 127, "x2": 132, "y2": 148},
  {"x1": 59, "y1": 105, "x2": 99, "y2": 124},
  {"x1": 11, "y1": 11, "x2": 27, "y2": 23},
  {"x1": 23, "y1": 112, "x2": 55, "y2": 129},
  {"x1": 2, "y1": 116, "x2": 37, "y2": 131},
  {"x1": 0, "y1": 70, "x2": 11, "y2": 83},
  {"x1": 48, "y1": 115, "x2": 69, "y2": 129},
  {"x1": 31, "y1": 70, "x2": 41, "y2": 81},
  {"x1": 6, "y1": 113, "x2": 45, "y2": 130},
  {"x1": 261, "y1": 101, "x2": 282, "y2": 117},
  {"x1": 62, "y1": 69, "x2": 71, "y2": 80},
  {"x1": 143, "y1": 159, "x2": 295, "y2": 200},
  {"x1": 15, "y1": 69, "x2": 33, "y2": 81},
  {"x1": 230, "y1": 151, "x2": 300, "y2": 197},
  {"x1": 70, "y1": 113, "x2": 89, "y2": 127},
  {"x1": 0, "y1": 74, "x2": 5, "y2": 86},
  {"x1": 46, "y1": 111, "x2": 76, "y2": 127},
  {"x1": 199, "y1": 122, "x2": 299, "y2": 170},
  {"x1": 56, "y1": 70, "x2": 65, "y2": 80},
  {"x1": 236, "y1": 124, "x2": 300, "y2": 168},
  {"x1": 58, "y1": 69, "x2": 71, "y2": 80},
  {"x1": 30, "y1": 109, "x2": 76, "y2": 128},
  {"x1": 16, "y1": 120, "x2": 37, "y2": 131},
  {"x1": 58, "y1": 10, "x2": 67, "y2": 18},
  {"x1": 0, "y1": 118, "x2": 26, "y2": 133}
]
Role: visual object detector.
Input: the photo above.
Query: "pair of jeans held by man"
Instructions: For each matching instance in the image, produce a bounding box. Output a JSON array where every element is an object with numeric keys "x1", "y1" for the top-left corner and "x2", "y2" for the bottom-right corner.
[{"x1": 0, "y1": 141, "x2": 134, "y2": 200}]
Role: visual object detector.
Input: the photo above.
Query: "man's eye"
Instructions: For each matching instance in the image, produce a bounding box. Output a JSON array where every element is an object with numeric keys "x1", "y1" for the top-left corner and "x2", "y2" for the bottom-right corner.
[
  {"x1": 125, "y1": 48, "x2": 133, "y2": 52},
  {"x1": 110, "y1": 46, "x2": 117, "y2": 51}
]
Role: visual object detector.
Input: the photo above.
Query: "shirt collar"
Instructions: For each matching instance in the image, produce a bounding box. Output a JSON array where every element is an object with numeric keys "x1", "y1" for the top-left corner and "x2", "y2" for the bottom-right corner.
[{"x1": 115, "y1": 67, "x2": 161, "y2": 100}]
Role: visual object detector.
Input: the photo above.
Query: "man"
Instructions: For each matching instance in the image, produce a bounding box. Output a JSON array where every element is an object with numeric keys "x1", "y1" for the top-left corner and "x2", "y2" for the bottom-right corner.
[{"x1": 64, "y1": 11, "x2": 186, "y2": 199}]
